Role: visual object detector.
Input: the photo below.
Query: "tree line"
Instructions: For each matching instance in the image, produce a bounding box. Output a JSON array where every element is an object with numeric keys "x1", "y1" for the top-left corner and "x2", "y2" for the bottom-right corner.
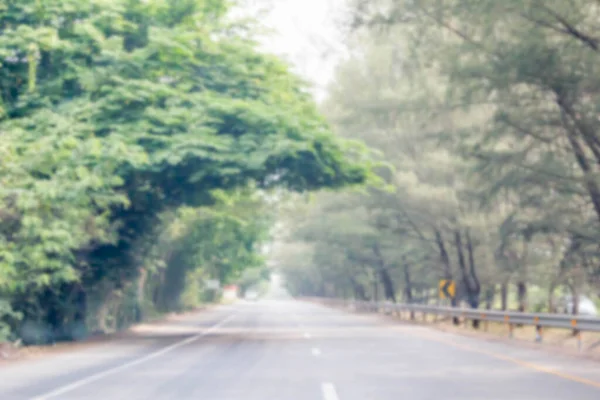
[
  {"x1": 277, "y1": 0, "x2": 600, "y2": 315},
  {"x1": 0, "y1": 0, "x2": 368, "y2": 344}
]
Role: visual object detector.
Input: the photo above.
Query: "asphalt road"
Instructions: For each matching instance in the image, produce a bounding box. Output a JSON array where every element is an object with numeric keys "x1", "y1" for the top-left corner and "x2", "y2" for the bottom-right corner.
[{"x1": 2, "y1": 297, "x2": 600, "y2": 399}]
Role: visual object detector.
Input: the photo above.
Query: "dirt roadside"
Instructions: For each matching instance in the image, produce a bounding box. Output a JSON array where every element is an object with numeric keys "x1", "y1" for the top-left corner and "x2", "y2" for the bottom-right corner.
[
  {"x1": 369, "y1": 309, "x2": 600, "y2": 362},
  {"x1": 303, "y1": 298, "x2": 600, "y2": 362},
  {"x1": 0, "y1": 305, "x2": 214, "y2": 365}
]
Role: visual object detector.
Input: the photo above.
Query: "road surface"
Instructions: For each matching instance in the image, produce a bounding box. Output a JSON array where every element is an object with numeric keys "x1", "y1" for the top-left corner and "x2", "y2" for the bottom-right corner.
[{"x1": 2, "y1": 298, "x2": 600, "y2": 399}]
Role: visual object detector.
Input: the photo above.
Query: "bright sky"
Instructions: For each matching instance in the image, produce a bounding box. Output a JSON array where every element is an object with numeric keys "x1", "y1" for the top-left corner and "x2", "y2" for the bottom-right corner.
[{"x1": 244, "y1": 0, "x2": 348, "y2": 102}]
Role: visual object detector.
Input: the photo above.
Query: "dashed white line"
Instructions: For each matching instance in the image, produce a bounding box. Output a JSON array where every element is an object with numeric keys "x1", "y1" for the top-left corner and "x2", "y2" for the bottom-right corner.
[
  {"x1": 304, "y1": 332, "x2": 311, "y2": 338},
  {"x1": 30, "y1": 313, "x2": 237, "y2": 400},
  {"x1": 311, "y1": 347, "x2": 321, "y2": 356},
  {"x1": 322, "y1": 382, "x2": 340, "y2": 400}
]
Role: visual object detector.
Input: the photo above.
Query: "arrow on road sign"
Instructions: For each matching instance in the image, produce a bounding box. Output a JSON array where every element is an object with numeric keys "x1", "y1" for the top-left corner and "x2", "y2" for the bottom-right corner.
[{"x1": 439, "y1": 280, "x2": 456, "y2": 299}]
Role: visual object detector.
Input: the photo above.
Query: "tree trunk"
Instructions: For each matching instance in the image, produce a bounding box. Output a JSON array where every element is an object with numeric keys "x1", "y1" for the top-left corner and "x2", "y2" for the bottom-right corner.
[
  {"x1": 379, "y1": 268, "x2": 396, "y2": 302},
  {"x1": 567, "y1": 280, "x2": 581, "y2": 336},
  {"x1": 350, "y1": 278, "x2": 368, "y2": 301},
  {"x1": 96, "y1": 289, "x2": 116, "y2": 334},
  {"x1": 403, "y1": 263, "x2": 413, "y2": 303},
  {"x1": 152, "y1": 268, "x2": 166, "y2": 307},
  {"x1": 557, "y1": 98, "x2": 600, "y2": 224},
  {"x1": 564, "y1": 123, "x2": 600, "y2": 223},
  {"x1": 466, "y1": 230, "x2": 481, "y2": 308},
  {"x1": 454, "y1": 230, "x2": 478, "y2": 306},
  {"x1": 568, "y1": 282, "x2": 580, "y2": 315},
  {"x1": 435, "y1": 229, "x2": 453, "y2": 280},
  {"x1": 484, "y1": 285, "x2": 495, "y2": 310},
  {"x1": 373, "y1": 278, "x2": 379, "y2": 302},
  {"x1": 517, "y1": 281, "x2": 527, "y2": 312},
  {"x1": 135, "y1": 267, "x2": 147, "y2": 323},
  {"x1": 500, "y1": 281, "x2": 508, "y2": 311},
  {"x1": 516, "y1": 233, "x2": 531, "y2": 317},
  {"x1": 402, "y1": 263, "x2": 415, "y2": 320},
  {"x1": 435, "y1": 229, "x2": 459, "y2": 324},
  {"x1": 548, "y1": 280, "x2": 558, "y2": 313},
  {"x1": 372, "y1": 245, "x2": 396, "y2": 302},
  {"x1": 455, "y1": 230, "x2": 481, "y2": 328}
]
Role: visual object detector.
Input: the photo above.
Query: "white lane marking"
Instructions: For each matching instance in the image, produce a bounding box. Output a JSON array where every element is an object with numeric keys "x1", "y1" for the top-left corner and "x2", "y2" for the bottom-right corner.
[
  {"x1": 311, "y1": 347, "x2": 321, "y2": 356},
  {"x1": 304, "y1": 332, "x2": 311, "y2": 339},
  {"x1": 322, "y1": 383, "x2": 340, "y2": 400},
  {"x1": 30, "y1": 313, "x2": 237, "y2": 400}
]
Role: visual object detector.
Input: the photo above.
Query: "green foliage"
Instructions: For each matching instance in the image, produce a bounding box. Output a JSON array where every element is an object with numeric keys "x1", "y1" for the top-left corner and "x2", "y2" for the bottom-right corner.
[
  {"x1": 237, "y1": 265, "x2": 270, "y2": 295},
  {"x1": 280, "y1": 0, "x2": 600, "y2": 311},
  {"x1": 0, "y1": 0, "x2": 369, "y2": 343},
  {"x1": 0, "y1": 300, "x2": 21, "y2": 342}
]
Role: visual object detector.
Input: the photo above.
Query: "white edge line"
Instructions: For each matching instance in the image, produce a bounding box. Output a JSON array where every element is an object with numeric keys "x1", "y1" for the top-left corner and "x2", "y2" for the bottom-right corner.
[
  {"x1": 30, "y1": 313, "x2": 237, "y2": 400},
  {"x1": 311, "y1": 347, "x2": 321, "y2": 356},
  {"x1": 304, "y1": 332, "x2": 311, "y2": 338},
  {"x1": 321, "y1": 382, "x2": 340, "y2": 400}
]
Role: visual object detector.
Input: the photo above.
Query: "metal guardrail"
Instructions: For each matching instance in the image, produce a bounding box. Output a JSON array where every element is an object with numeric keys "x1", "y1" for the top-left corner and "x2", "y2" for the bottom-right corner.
[{"x1": 306, "y1": 297, "x2": 600, "y2": 350}]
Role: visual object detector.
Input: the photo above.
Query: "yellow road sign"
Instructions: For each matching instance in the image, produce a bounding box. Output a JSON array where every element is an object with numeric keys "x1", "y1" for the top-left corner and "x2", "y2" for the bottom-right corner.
[{"x1": 439, "y1": 280, "x2": 456, "y2": 299}]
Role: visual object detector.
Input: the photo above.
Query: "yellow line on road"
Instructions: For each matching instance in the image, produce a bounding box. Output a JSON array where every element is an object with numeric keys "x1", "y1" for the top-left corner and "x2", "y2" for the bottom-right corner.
[{"x1": 405, "y1": 329, "x2": 600, "y2": 390}]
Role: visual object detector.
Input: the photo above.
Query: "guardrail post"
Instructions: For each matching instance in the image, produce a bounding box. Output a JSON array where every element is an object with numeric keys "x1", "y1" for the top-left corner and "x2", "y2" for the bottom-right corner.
[
  {"x1": 535, "y1": 325, "x2": 542, "y2": 343},
  {"x1": 569, "y1": 320, "x2": 584, "y2": 351},
  {"x1": 504, "y1": 315, "x2": 513, "y2": 339},
  {"x1": 476, "y1": 313, "x2": 485, "y2": 330},
  {"x1": 533, "y1": 316, "x2": 542, "y2": 343}
]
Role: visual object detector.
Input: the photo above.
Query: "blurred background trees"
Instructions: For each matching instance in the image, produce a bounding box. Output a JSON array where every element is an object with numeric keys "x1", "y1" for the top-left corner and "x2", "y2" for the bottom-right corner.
[
  {"x1": 274, "y1": 0, "x2": 600, "y2": 316},
  {"x1": 4, "y1": 0, "x2": 600, "y2": 345}
]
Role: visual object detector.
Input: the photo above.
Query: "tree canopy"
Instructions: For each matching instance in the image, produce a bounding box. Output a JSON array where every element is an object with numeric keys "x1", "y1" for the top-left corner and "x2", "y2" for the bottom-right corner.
[
  {"x1": 276, "y1": 0, "x2": 600, "y2": 316},
  {"x1": 0, "y1": 0, "x2": 369, "y2": 343}
]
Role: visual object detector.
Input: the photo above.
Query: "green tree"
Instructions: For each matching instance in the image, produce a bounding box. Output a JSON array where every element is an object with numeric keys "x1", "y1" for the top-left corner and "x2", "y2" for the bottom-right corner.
[
  {"x1": 279, "y1": 0, "x2": 600, "y2": 317},
  {"x1": 0, "y1": 0, "x2": 369, "y2": 343}
]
